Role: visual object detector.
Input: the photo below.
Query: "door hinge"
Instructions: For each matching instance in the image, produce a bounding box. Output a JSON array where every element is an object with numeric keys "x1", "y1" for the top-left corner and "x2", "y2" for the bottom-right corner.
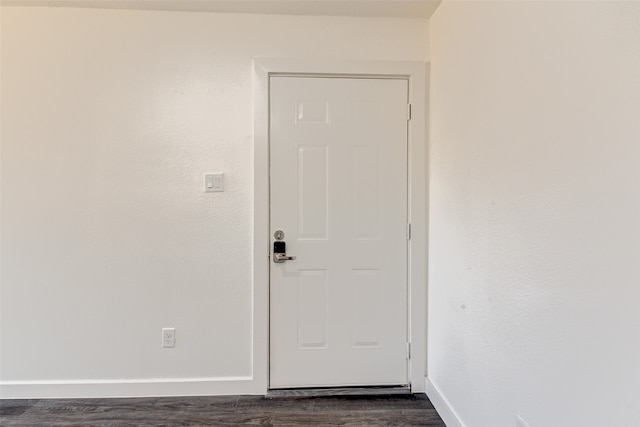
[
  {"x1": 406, "y1": 342, "x2": 411, "y2": 359},
  {"x1": 406, "y1": 223, "x2": 412, "y2": 240},
  {"x1": 407, "y1": 104, "x2": 412, "y2": 121}
]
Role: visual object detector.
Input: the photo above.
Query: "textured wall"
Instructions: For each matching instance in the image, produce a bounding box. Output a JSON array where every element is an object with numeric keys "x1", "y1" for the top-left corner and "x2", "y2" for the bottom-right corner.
[
  {"x1": 428, "y1": 2, "x2": 640, "y2": 426},
  {"x1": 0, "y1": 6, "x2": 428, "y2": 394}
]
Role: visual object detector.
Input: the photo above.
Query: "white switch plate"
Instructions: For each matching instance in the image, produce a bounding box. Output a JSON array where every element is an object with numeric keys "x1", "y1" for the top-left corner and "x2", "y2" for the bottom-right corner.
[
  {"x1": 162, "y1": 328, "x2": 175, "y2": 348},
  {"x1": 204, "y1": 173, "x2": 224, "y2": 192}
]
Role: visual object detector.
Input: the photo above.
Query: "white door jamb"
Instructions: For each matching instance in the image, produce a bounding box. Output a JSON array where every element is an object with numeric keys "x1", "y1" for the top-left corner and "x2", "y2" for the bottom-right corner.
[{"x1": 252, "y1": 58, "x2": 428, "y2": 394}]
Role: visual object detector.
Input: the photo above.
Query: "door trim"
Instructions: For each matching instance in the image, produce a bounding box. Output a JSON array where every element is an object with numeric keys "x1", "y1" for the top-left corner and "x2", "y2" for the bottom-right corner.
[{"x1": 252, "y1": 58, "x2": 428, "y2": 394}]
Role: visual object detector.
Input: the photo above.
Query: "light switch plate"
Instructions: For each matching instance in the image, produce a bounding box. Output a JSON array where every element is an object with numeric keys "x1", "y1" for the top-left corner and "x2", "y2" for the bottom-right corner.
[{"x1": 204, "y1": 173, "x2": 224, "y2": 192}]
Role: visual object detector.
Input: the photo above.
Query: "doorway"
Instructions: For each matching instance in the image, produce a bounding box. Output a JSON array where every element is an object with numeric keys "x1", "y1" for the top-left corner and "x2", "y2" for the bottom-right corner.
[{"x1": 253, "y1": 59, "x2": 428, "y2": 394}]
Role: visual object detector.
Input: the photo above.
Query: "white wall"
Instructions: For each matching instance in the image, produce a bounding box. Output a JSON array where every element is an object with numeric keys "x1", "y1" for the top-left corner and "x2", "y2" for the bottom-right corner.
[
  {"x1": 0, "y1": 6, "x2": 429, "y2": 397},
  {"x1": 428, "y1": 1, "x2": 640, "y2": 426}
]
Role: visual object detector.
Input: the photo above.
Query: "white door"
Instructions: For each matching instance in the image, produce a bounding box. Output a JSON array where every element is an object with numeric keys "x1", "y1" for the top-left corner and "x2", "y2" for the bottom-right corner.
[{"x1": 269, "y1": 76, "x2": 408, "y2": 389}]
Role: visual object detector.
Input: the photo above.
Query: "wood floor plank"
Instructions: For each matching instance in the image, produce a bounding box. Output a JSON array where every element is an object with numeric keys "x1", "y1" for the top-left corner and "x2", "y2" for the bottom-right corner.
[{"x1": 0, "y1": 393, "x2": 446, "y2": 426}]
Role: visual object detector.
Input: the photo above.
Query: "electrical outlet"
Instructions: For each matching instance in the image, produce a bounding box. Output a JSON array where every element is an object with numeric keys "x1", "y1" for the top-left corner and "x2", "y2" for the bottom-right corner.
[
  {"x1": 162, "y1": 328, "x2": 175, "y2": 348},
  {"x1": 516, "y1": 415, "x2": 531, "y2": 427}
]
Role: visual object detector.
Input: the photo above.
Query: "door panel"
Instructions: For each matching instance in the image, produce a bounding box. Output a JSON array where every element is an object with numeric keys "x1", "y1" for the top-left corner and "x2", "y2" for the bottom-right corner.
[{"x1": 269, "y1": 76, "x2": 408, "y2": 388}]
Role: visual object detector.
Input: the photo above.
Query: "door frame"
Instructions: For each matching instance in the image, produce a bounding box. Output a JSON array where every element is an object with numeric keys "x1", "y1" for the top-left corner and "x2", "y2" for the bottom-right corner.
[{"x1": 252, "y1": 58, "x2": 428, "y2": 394}]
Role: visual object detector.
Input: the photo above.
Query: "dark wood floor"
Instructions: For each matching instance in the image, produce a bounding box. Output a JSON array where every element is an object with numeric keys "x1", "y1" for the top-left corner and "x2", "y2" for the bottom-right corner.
[{"x1": 0, "y1": 393, "x2": 446, "y2": 426}]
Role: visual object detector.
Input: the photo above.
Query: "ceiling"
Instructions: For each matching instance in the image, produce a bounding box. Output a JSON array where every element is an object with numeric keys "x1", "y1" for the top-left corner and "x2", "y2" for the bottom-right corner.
[{"x1": 0, "y1": 0, "x2": 441, "y2": 18}]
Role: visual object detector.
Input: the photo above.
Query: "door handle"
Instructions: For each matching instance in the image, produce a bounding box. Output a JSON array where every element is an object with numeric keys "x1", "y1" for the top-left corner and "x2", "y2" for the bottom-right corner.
[
  {"x1": 273, "y1": 240, "x2": 296, "y2": 263},
  {"x1": 274, "y1": 253, "x2": 297, "y2": 263}
]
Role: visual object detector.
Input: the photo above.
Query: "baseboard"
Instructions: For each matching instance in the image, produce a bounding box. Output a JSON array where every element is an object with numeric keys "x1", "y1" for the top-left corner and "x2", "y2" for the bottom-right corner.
[
  {"x1": 425, "y1": 377, "x2": 464, "y2": 427},
  {"x1": 0, "y1": 376, "x2": 256, "y2": 399}
]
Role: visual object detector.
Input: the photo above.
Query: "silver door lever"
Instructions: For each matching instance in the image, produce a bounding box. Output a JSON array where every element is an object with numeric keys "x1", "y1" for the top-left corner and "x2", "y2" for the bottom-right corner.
[{"x1": 274, "y1": 253, "x2": 297, "y2": 263}]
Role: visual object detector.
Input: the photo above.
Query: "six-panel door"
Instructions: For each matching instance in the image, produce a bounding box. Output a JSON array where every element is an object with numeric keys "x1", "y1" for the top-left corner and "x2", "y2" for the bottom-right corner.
[{"x1": 269, "y1": 76, "x2": 409, "y2": 388}]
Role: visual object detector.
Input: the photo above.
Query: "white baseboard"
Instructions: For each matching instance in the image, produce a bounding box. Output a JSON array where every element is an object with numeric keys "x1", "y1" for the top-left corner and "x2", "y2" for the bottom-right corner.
[
  {"x1": 425, "y1": 377, "x2": 464, "y2": 427},
  {"x1": 0, "y1": 376, "x2": 257, "y2": 399}
]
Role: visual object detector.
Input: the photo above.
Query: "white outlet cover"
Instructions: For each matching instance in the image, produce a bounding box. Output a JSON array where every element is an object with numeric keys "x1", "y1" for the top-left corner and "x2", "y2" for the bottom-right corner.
[{"x1": 162, "y1": 327, "x2": 176, "y2": 348}]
